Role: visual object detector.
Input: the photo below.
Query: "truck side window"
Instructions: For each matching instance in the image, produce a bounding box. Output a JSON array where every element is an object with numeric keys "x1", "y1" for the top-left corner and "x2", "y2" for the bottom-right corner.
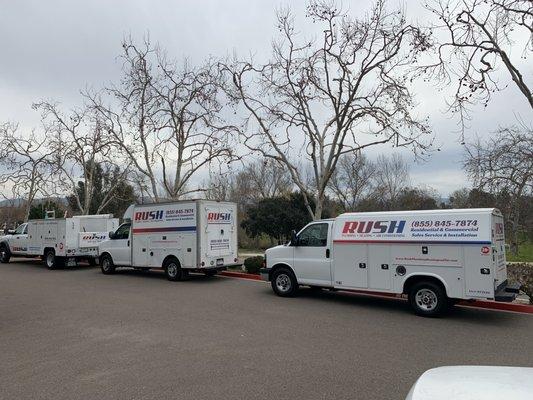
[
  {"x1": 298, "y1": 223, "x2": 328, "y2": 247},
  {"x1": 114, "y1": 223, "x2": 131, "y2": 240}
]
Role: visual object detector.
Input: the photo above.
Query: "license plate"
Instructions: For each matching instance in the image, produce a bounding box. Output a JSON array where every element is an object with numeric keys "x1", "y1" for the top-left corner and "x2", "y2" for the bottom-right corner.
[{"x1": 216, "y1": 258, "x2": 224, "y2": 267}]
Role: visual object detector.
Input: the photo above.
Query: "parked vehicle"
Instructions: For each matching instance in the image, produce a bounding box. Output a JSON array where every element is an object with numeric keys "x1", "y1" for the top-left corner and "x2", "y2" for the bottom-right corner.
[
  {"x1": 0, "y1": 215, "x2": 119, "y2": 269},
  {"x1": 98, "y1": 200, "x2": 240, "y2": 280},
  {"x1": 260, "y1": 208, "x2": 520, "y2": 316},
  {"x1": 405, "y1": 366, "x2": 533, "y2": 399}
]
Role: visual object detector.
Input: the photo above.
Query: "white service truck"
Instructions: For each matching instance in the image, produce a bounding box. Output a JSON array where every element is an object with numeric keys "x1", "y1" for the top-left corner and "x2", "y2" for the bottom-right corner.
[
  {"x1": 260, "y1": 208, "x2": 520, "y2": 316},
  {"x1": 98, "y1": 200, "x2": 240, "y2": 280},
  {"x1": 0, "y1": 215, "x2": 119, "y2": 269}
]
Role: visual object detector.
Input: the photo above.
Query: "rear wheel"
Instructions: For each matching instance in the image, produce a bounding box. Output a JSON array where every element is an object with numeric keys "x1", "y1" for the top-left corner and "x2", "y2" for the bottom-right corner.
[
  {"x1": 408, "y1": 281, "x2": 448, "y2": 317},
  {"x1": 100, "y1": 254, "x2": 115, "y2": 274},
  {"x1": 164, "y1": 258, "x2": 185, "y2": 281},
  {"x1": 0, "y1": 244, "x2": 11, "y2": 263},
  {"x1": 271, "y1": 268, "x2": 298, "y2": 297},
  {"x1": 44, "y1": 249, "x2": 63, "y2": 270}
]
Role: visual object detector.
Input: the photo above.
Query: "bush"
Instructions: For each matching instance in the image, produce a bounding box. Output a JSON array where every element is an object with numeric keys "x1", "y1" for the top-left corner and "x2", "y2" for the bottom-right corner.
[
  {"x1": 244, "y1": 256, "x2": 264, "y2": 275},
  {"x1": 507, "y1": 262, "x2": 533, "y2": 304}
]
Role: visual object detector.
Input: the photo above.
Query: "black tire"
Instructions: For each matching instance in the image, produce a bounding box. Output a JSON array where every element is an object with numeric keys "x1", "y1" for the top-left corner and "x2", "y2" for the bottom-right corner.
[
  {"x1": 88, "y1": 258, "x2": 97, "y2": 267},
  {"x1": 100, "y1": 254, "x2": 116, "y2": 275},
  {"x1": 164, "y1": 258, "x2": 185, "y2": 281},
  {"x1": 204, "y1": 270, "x2": 218, "y2": 277},
  {"x1": 271, "y1": 268, "x2": 298, "y2": 297},
  {"x1": 0, "y1": 244, "x2": 11, "y2": 263},
  {"x1": 44, "y1": 249, "x2": 63, "y2": 270},
  {"x1": 408, "y1": 281, "x2": 448, "y2": 317}
]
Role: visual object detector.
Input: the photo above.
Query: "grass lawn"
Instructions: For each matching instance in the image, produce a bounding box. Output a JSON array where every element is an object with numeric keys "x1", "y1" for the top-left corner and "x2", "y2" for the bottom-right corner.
[{"x1": 507, "y1": 242, "x2": 533, "y2": 263}]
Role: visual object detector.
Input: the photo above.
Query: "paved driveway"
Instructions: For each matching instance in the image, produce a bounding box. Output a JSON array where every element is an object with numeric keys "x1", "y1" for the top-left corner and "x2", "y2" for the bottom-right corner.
[{"x1": 1, "y1": 260, "x2": 532, "y2": 399}]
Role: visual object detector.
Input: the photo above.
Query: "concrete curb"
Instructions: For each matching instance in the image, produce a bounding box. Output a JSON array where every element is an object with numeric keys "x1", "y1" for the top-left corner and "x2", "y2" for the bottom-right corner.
[{"x1": 219, "y1": 270, "x2": 533, "y2": 315}]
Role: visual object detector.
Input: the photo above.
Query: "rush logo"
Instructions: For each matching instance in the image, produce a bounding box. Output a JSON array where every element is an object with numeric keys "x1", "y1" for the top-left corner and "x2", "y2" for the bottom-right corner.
[
  {"x1": 207, "y1": 212, "x2": 232, "y2": 223},
  {"x1": 82, "y1": 234, "x2": 107, "y2": 240},
  {"x1": 134, "y1": 210, "x2": 164, "y2": 221},
  {"x1": 342, "y1": 220, "x2": 406, "y2": 235}
]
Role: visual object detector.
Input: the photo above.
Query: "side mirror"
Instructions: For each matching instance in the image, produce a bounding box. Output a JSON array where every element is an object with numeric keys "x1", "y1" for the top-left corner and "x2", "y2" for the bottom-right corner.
[
  {"x1": 7, "y1": 229, "x2": 15, "y2": 235},
  {"x1": 290, "y1": 230, "x2": 298, "y2": 246},
  {"x1": 108, "y1": 231, "x2": 115, "y2": 240}
]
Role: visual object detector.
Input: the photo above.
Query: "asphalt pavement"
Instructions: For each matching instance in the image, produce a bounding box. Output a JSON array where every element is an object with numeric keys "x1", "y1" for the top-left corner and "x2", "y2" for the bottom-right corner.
[{"x1": 1, "y1": 259, "x2": 532, "y2": 400}]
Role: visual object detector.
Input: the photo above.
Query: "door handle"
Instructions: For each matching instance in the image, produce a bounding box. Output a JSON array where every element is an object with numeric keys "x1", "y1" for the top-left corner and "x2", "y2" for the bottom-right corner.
[
  {"x1": 326, "y1": 249, "x2": 330, "y2": 258},
  {"x1": 127, "y1": 240, "x2": 130, "y2": 247}
]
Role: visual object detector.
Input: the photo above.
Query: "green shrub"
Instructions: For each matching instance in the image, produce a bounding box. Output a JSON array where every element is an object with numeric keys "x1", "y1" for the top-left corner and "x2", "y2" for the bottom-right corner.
[
  {"x1": 507, "y1": 262, "x2": 533, "y2": 304},
  {"x1": 244, "y1": 256, "x2": 264, "y2": 275}
]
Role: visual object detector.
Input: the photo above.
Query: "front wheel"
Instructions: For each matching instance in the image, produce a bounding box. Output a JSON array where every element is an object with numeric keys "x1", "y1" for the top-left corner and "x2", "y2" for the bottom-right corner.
[
  {"x1": 408, "y1": 281, "x2": 448, "y2": 317},
  {"x1": 0, "y1": 244, "x2": 11, "y2": 263},
  {"x1": 100, "y1": 254, "x2": 116, "y2": 274},
  {"x1": 271, "y1": 268, "x2": 298, "y2": 297}
]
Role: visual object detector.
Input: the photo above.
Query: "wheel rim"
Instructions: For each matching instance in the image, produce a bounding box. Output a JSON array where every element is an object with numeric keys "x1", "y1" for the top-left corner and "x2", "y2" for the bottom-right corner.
[
  {"x1": 0, "y1": 248, "x2": 6, "y2": 261},
  {"x1": 46, "y1": 253, "x2": 54, "y2": 268},
  {"x1": 102, "y1": 258, "x2": 110, "y2": 271},
  {"x1": 275, "y1": 273, "x2": 292, "y2": 293},
  {"x1": 415, "y1": 288, "x2": 438, "y2": 311},
  {"x1": 167, "y1": 263, "x2": 178, "y2": 278}
]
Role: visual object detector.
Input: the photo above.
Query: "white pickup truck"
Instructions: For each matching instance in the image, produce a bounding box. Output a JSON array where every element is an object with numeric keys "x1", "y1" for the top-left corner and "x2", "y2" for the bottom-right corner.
[
  {"x1": 0, "y1": 215, "x2": 119, "y2": 269},
  {"x1": 260, "y1": 208, "x2": 520, "y2": 316}
]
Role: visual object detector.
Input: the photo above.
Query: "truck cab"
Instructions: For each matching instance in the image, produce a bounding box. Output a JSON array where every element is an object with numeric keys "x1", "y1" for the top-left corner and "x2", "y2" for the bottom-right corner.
[
  {"x1": 98, "y1": 222, "x2": 132, "y2": 266},
  {"x1": 263, "y1": 220, "x2": 334, "y2": 288},
  {"x1": 0, "y1": 223, "x2": 29, "y2": 262}
]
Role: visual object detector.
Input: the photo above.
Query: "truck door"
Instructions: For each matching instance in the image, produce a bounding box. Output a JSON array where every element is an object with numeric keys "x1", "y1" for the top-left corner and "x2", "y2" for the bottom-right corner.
[
  {"x1": 292, "y1": 222, "x2": 332, "y2": 286},
  {"x1": 205, "y1": 204, "x2": 234, "y2": 261},
  {"x1": 107, "y1": 223, "x2": 132, "y2": 266},
  {"x1": 10, "y1": 223, "x2": 28, "y2": 254},
  {"x1": 367, "y1": 244, "x2": 391, "y2": 290},
  {"x1": 332, "y1": 243, "x2": 368, "y2": 289}
]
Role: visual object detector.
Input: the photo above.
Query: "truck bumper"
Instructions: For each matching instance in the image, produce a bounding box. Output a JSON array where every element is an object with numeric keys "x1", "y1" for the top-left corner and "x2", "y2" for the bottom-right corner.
[
  {"x1": 260, "y1": 268, "x2": 270, "y2": 282},
  {"x1": 494, "y1": 280, "x2": 521, "y2": 302}
]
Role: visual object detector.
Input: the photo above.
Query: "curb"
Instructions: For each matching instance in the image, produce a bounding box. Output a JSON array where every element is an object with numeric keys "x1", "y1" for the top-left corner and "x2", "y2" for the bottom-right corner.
[{"x1": 219, "y1": 271, "x2": 533, "y2": 315}]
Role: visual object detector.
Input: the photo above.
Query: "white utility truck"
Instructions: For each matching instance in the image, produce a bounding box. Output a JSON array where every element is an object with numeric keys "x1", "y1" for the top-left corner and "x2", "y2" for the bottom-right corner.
[
  {"x1": 260, "y1": 208, "x2": 520, "y2": 316},
  {"x1": 0, "y1": 215, "x2": 119, "y2": 269},
  {"x1": 98, "y1": 200, "x2": 240, "y2": 280}
]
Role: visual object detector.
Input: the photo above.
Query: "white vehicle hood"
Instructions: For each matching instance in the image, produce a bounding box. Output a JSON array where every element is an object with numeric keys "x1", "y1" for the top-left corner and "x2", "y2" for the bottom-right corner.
[{"x1": 406, "y1": 366, "x2": 533, "y2": 400}]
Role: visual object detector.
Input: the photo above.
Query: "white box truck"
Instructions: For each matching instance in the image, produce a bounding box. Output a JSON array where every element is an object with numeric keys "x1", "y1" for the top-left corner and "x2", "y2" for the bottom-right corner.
[
  {"x1": 98, "y1": 200, "x2": 240, "y2": 280},
  {"x1": 260, "y1": 208, "x2": 520, "y2": 316},
  {"x1": 0, "y1": 215, "x2": 119, "y2": 269}
]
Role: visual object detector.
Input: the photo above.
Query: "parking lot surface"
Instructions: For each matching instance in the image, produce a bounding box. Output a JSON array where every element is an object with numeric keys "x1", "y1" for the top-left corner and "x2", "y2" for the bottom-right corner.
[{"x1": 1, "y1": 260, "x2": 532, "y2": 400}]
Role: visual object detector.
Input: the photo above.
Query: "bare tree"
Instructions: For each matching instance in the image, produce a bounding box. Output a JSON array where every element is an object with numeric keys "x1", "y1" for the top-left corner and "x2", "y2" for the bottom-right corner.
[
  {"x1": 0, "y1": 122, "x2": 55, "y2": 221},
  {"x1": 224, "y1": 0, "x2": 432, "y2": 219},
  {"x1": 424, "y1": 0, "x2": 532, "y2": 123},
  {"x1": 35, "y1": 102, "x2": 129, "y2": 215},
  {"x1": 371, "y1": 153, "x2": 411, "y2": 210},
  {"x1": 204, "y1": 159, "x2": 292, "y2": 205},
  {"x1": 464, "y1": 124, "x2": 533, "y2": 254},
  {"x1": 89, "y1": 37, "x2": 235, "y2": 202},
  {"x1": 328, "y1": 154, "x2": 374, "y2": 211}
]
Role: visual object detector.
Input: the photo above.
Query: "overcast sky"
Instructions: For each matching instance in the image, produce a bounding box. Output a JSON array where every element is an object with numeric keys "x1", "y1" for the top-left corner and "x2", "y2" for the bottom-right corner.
[{"x1": 1, "y1": 0, "x2": 531, "y2": 197}]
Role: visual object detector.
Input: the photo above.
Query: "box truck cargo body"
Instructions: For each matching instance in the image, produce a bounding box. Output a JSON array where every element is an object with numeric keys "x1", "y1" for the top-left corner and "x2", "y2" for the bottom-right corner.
[
  {"x1": 0, "y1": 215, "x2": 119, "y2": 269},
  {"x1": 260, "y1": 208, "x2": 519, "y2": 316},
  {"x1": 98, "y1": 200, "x2": 240, "y2": 280}
]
